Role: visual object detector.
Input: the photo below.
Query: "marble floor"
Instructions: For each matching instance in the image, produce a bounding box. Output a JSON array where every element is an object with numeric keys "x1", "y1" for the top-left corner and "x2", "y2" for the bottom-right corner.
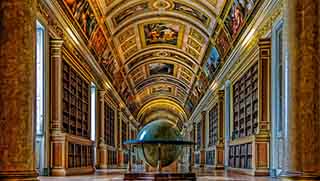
[{"x1": 39, "y1": 169, "x2": 281, "y2": 181}]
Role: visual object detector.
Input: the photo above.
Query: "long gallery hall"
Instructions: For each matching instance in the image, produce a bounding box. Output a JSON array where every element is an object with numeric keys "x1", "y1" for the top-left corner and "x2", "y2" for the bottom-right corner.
[{"x1": 0, "y1": 0, "x2": 319, "y2": 180}]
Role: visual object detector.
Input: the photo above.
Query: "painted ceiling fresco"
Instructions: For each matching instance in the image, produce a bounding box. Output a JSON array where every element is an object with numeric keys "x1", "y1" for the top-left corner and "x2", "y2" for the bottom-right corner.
[{"x1": 60, "y1": 0, "x2": 262, "y2": 122}]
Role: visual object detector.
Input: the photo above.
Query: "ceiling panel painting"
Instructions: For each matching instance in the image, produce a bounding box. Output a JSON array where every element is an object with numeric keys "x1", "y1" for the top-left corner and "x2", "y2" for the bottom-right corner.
[
  {"x1": 148, "y1": 62, "x2": 174, "y2": 76},
  {"x1": 216, "y1": 28, "x2": 232, "y2": 58},
  {"x1": 89, "y1": 28, "x2": 108, "y2": 57},
  {"x1": 225, "y1": 0, "x2": 260, "y2": 40},
  {"x1": 62, "y1": 0, "x2": 98, "y2": 40},
  {"x1": 203, "y1": 46, "x2": 222, "y2": 81},
  {"x1": 140, "y1": 22, "x2": 184, "y2": 48}
]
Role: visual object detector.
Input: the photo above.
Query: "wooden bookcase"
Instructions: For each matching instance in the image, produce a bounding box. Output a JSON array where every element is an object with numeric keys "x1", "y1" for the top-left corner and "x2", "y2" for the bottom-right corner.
[
  {"x1": 229, "y1": 143, "x2": 252, "y2": 169},
  {"x1": 232, "y1": 63, "x2": 258, "y2": 139},
  {"x1": 205, "y1": 150, "x2": 215, "y2": 165},
  {"x1": 196, "y1": 122, "x2": 201, "y2": 151},
  {"x1": 206, "y1": 91, "x2": 225, "y2": 169},
  {"x1": 105, "y1": 103, "x2": 115, "y2": 147},
  {"x1": 228, "y1": 39, "x2": 271, "y2": 176},
  {"x1": 208, "y1": 104, "x2": 218, "y2": 147},
  {"x1": 50, "y1": 54, "x2": 94, "y2": 176},
  {"x1": 122, "y1": 121, "x2": 128, "y2": 145},
  {"x1": 67, "y1": 143, "x2": 93, "y2": 168},
  {"x1": 107, "y1": 149, "x2": 117, "y2": 166},
  {"x1": 62, "y1": 61, "x2": 90, "y2": 138}
]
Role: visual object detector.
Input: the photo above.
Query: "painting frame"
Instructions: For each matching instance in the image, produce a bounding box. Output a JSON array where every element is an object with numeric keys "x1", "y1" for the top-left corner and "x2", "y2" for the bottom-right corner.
[{"x1": 139, "y1": 22, "x2": 185, "y2": 48}]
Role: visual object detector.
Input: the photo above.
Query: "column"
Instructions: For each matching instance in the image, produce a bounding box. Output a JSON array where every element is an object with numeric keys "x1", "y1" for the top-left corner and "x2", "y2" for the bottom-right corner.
[
  {"x1": 117, "y1": 111, "x2": 124, "y2": 167},
  {"x1": 216, "y1": 90, "x2": 225, "y2": 169},
  {"x1": 199, "y1": 111, "x2": 206, "y2": 168},
  {"x1": 0, "y1": 0, "x2": 38, "y2": 180},
  {"x1": 224, "y1": 81, "x2": 231, "y2": 168},
  {"x1": 50, "y1": 39, "x2": 64, "y2": 132},
  {"x1": 49, "y1": 39, "x2": 66, "y2": 174},
  {"x1": 189, "y1": 126, "x2": 195, "y2": 171},
  {"x1": 97, "y1": 91, "x2": 107, "y2": 168},
  {"x1": 98, "y1": 91, "x2": 106, "y2": 145},
  {"x1": 281, "y1": 0, "x2": 320, "y2": 179}
]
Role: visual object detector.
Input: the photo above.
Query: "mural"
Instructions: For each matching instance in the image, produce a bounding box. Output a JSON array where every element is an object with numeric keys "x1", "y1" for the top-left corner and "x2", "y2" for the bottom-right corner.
[
  {"x1": 173, "y1": 2, "x2": 209, "y2": 26},
  {"x1": 99, "y1": 49, "x2": 117, "y2": 80},
  {"x1": 90, "y1": 28, "x2": 107, "y2": 57},
  {"x1": 113, "y1": 2, "x2": 149, "y2": 25},
  {"x1": 225, "y1": 0, "x2": 258, "y2": 39},
  {"x1": 186, "y1": 70, "x2": 210, "y2": 113},
  {"x1": 185, "y1": 99, "x2": 194, "y2": 115},
  {"x1": 216, "y1": 29, "x2": 231, "y2": 57},
  {"x1": 203, "y1": 47, "x2": 221, "y2": 81},
  {"x1": 149, "y1": 63, "x2": 174, "y2": 76},
  {"x1": 143, "y1": 23, "x2": 180, "y2": 46},
  {"x1": 63, "y1": 0, "x2": 98, "y2": 38}
]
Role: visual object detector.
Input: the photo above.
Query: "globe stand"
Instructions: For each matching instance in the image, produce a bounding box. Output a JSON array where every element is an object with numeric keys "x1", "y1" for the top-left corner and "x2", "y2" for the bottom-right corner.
[
  {"x1": 123, "y1": 120, "x2": 196, "y2": 181},
  {"x1": 123, "y1": 141, "x2": 196, "y2": 181},
  {"x1": 156, "y1": 143, "x2": 162, "y2": 173}
]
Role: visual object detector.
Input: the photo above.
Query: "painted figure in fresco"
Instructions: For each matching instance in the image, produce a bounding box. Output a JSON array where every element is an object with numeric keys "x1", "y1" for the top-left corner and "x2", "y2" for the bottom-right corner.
[
  {"x1": 149, "y1": 63, "x2": 174, "y2": 76},
  {"x1": 91, "y1": 29, "x2": 106, "y2": 56},
  {"x1": 64, "y1": 0, "x2": 96, "y2": 38},
  {"x1": 144, "y1": 23, "x2": 179, "y2": 45},
  {"x1": 231, "y1": 5, "x2": 244, "y2": 37},
  {"x1": 100, "y1": 50, "x2": 116, "y2": 80},
  {"x1": 217, "y1": 30, "x2": 230, "y2": 56},
  {"x1": 205, "y1": 47, "x2": 221, "y2": 80}
]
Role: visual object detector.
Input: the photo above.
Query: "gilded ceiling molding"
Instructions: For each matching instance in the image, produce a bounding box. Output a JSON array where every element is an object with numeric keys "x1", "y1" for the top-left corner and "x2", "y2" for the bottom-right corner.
[
  {"x1": 137, "y1": 98, "x2": 187, "y2": 123},
  {"x1": 134, "y1": 75, "x2": 190, "y2": 92},
  {"x1": 124, "y1": 46, "x2": 200, "y2": 68}
]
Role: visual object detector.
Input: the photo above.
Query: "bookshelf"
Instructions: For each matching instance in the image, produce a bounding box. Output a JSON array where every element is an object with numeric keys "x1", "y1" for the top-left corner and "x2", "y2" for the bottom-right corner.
[
  {"x1": 228, "y1": 143, "x2": 252, "y2": 169},
  {"x1": 67, "y1": 143, "x2": 93, "y2": 168},
  {"x1": 208, "y1": 104, "x2": 218, "y2": 147},
  {"x1": 228, "y1": 39, "x2": 271, "y2": 176},
  {"x1": 62, "y1": 61, "x2": 90, "y2": 138},
  {"x1": 122, "y1": 121, "x2": 128, "y2": 145},
  {"x1": 232, "y1": 63, "x2": 258, "y2": 139},
  {"x1": 105, "y1": 103, "x2": 115, "y2": 146},
  {"x1": 107, "y1": 149, "x2": 117, "y2": 166},
  {"x1": 206, "y1": 150, "x2": 215, "y2": 165},
  {"x1": 205, "y1": 90, "x2": 225, "y2": 168},
  {"x1": 51, "y1": 55, "x2": 94, "y2": 176}
]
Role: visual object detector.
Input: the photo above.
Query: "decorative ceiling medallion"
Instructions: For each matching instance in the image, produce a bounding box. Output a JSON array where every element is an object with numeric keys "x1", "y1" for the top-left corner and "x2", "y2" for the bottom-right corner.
[
  {"x1": 155, "y1": 51, "x2": 170, "y2": 57},
  {"x1": 151, "y1": 0, "x2": 173, "y2": 10}
]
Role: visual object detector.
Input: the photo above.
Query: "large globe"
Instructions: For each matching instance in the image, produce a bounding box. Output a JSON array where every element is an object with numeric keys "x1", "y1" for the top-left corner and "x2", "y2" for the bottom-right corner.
[{"x1": 136, "y1": 120, "x2": 183, "y2": 167}]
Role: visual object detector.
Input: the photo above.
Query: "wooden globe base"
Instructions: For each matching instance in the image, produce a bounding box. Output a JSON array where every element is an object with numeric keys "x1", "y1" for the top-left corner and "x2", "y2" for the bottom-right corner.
[{"x1": 124, "y1": 172, "x2": 196, "y2": 181}]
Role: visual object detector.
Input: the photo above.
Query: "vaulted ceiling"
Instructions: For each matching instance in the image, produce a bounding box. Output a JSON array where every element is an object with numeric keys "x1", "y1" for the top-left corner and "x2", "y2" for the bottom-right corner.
[{"x1": 59, "y1": 0, "x2": 261, "y2": 125}]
